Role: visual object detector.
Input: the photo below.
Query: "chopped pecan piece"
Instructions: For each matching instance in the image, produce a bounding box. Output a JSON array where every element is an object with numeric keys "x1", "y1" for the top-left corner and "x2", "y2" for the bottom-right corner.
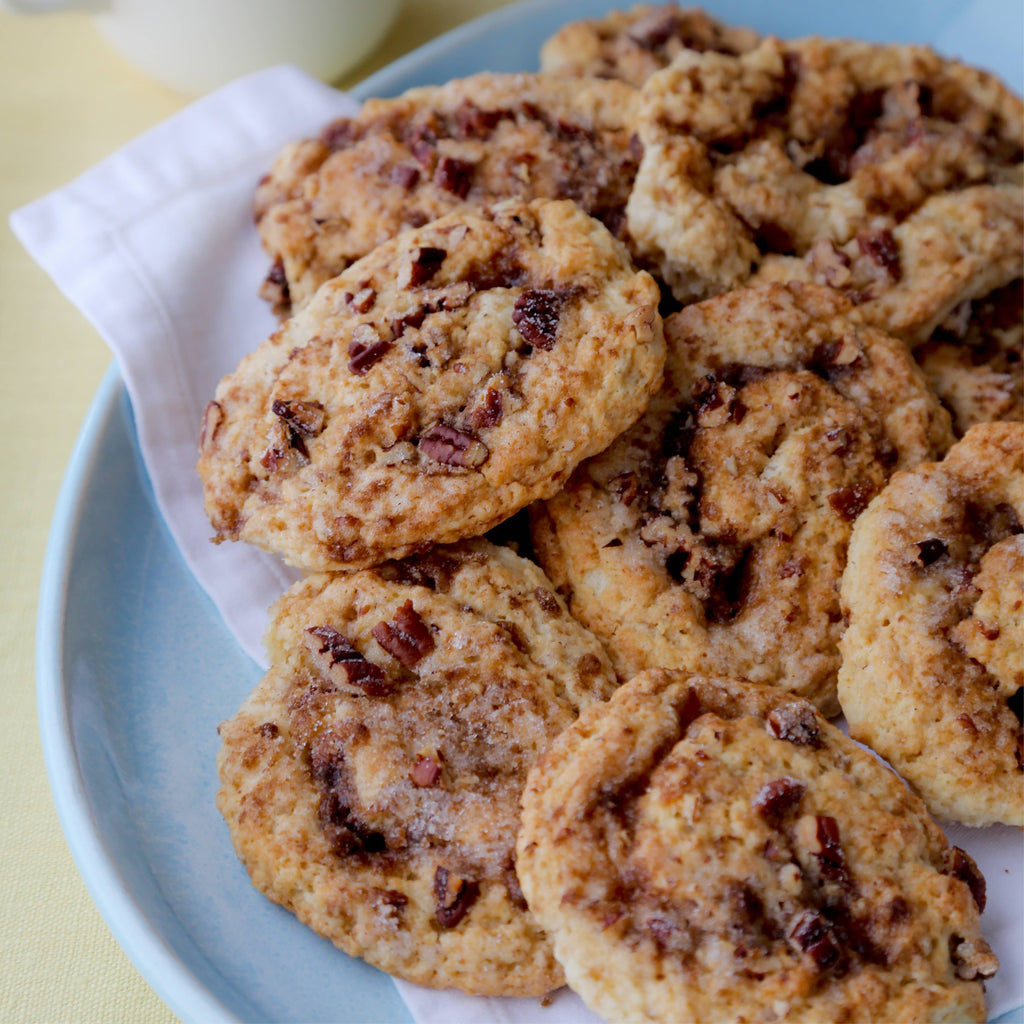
[
  {"x1": 434, "y1": 155, "x2": 474, "y2": 198},
  {"x1": 950, "y1": 934, "x2": 999, "y2": 980},
  {"x1": 827, "y1": 483, "x2": 875, "y2": 522},
  {"x1": 318, "y1": 789, "x2": 387, "y2": 856},
  {"x1": 796, "y1": 814, "x2": 849, "y2": 885},
  {"x1": 345, "y1": 286, "x2": 377, "y2": 313},
  {"x1": 454, "y1": 101, "x2": 504, "y2": 139},
  {"x1": 753, "y1": 777, "x2": 806, "y2": 821},
  {"x1": 306, "y1": 625, "x2": 389, "y2": 696},
  {"x1": 611, "y1": 472, "x2": 641, "y2": 506},
  {"x1": 259, "y1": 256, "x2": 290, "y2": 311},
  {"x1": 419, "y1": 423, "x2": 488, "y2": 468},
  {"x1": 410, "y1": 753, "x2": 442, "y2": 788},
  {"x1": 320, "y1": 118, "x2": 357, "y2": 151},
  {"x1": 372, "y1": 600, "x2": 435, "y2": 668},
  {"x1": 627, "y1": 9, "x2": 682, "y2": 49},
  {"x1": 199, "y1": 400, "x2": 223, "y2": 453},
  {"x1": 808, "y1": 239, "x2": 852, "y2": 287},
  {"x1": 272, "y1": 398, "x2": 326, "y2": 438},
  {"x1": 512, "y1": 288, "x2": 570, "y2": 351},
  {"x1": 943, "y1": 847, "x2": 987, "y2": 912},
  {"x1": 390, "y1": 163, "x2": 421, "y2": 189},
  {"x1": 914, "y1": 538, "x2": 948, "y2": 566},
  {"x1": 766, "y1": 703, "x2": 822, "y2": 747},
  {"x1": 790, "y1": 910, "x2": 842, "y2": 969},
  {"x1": 857, "y1": 229, "x2": 902, "y2": 281},
  {"x1": 466, "y1": 386, "x2": 504, "y2": 429},
  {"x1": 810, "y1": 336, "x2": 862, "y2": 377},
  {"x1": 433, "y1": 866, "x2": 479, "y2": 928},
  {"x1": 407, "y1": 246, "x2": 447, "y2": 287},
  {"x1": 533, "y1": 587, "x2": 561, "y2": 616},
  {"x1": 348, "y1": 324, "x2": 392, "y2": 375}
]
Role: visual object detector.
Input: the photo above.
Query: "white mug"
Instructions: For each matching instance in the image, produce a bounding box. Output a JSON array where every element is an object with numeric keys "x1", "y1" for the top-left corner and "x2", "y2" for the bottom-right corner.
[{"x1": 3, "y1": 0, "x2": 403, "y2": 94}]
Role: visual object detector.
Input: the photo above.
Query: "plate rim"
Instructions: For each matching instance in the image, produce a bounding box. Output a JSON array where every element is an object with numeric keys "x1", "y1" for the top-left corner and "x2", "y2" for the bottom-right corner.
[{"x1": 36, "y1": 363, "x2": 244, "y2": 1024}]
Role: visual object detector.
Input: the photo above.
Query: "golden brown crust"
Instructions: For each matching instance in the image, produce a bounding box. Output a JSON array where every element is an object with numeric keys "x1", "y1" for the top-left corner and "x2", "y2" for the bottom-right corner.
[
  {"x1": 532, "y1": 282, "x2": 953, "y2": 715},
  {"x1": 217, "y1": 539, "x2": 618, "y2": 996},
  {"x1": 198, "y1": 199, "x2": 665, "y2": 571},
  {"x1": 629, "y1": 35, "x2": 1024, "y2": 333},
  {"x1": 254, "y1": 73, "x2": 642, "y2": 314},
  {"x1": 839, "y1": 421, "x2": 1024, "y2": 825},
  {"x1": 539, "y1": 3, "x2": 761, "y2": 87},
  {"x1": 517, "y1": 670, "x2": 995, "y2": 1023}
]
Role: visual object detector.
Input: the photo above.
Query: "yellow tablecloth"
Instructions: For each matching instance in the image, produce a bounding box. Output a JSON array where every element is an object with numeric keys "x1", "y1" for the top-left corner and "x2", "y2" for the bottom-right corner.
[{"x1": 0, "y1": 4, "x2": 513, "y2": 1021}]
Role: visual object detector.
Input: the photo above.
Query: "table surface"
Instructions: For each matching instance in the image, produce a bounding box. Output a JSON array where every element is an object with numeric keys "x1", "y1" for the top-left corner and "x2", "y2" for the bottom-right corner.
[{"x1": 0, "y1": 4, "x2": 514, "y2": 1021}]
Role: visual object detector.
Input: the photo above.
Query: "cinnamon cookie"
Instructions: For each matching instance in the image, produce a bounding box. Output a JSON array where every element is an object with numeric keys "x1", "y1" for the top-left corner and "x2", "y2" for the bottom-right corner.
[
  {"x1": 198, "y1": 198, "x2": 664, "y2": 572},
  {"x1": 217, "y1": 539, "x2": 618, "y2": 996},
  {"x1": 255, "y1": 73, "x2": 641, "y2": 314},
  {"x1": 539, "y1": 4, "x2": 760, "y2": 87},
  {"x1": 750, "y1": 184, "x2": 1024, "y2": 347},
  {"x1": 838, "y1": 421, "x2": 1024, "y2": 826},
  {"x1": 517, "y1": 670, "x2": 997, "y2": 1024},
  {"x1": 628, "y1": 35, "x2": 1024, "y2": 322},
  {"x1": 531, "y1": 283, "x2": 953, "y2": 715}
]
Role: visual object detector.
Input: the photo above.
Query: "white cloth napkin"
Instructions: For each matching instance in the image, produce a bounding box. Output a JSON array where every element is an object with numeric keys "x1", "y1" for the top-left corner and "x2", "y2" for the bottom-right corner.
[{"x1": 11, "y1": 63, "x2": 1022, "y2": 1024}]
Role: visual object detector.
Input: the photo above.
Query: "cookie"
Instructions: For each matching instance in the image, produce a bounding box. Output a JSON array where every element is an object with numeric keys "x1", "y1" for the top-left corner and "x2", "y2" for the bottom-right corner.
[
  {"x1": 198, "y1": 198, "x2": 665, "y2": 572},
  {"x1": 838, "y1": 421, "x2": 1024, "y2": 826},
  {"x1": 750, "y1": 184, "x2": 1024, "y2": 347},
  {"x1": 914, "y1": 278, "x2": 1023, "y2": 436},
  {"x1": 216, "y1": 539, "x2": 618, "y2": 996},
  {"x1": 517, "y1": 669, "x2": 997, "y2": 1024},
  {"x1": 531, "y1": 282, "x2": 953, "y2": 715},
  {"x1": 255, "y1": 73, "x2": 642, "y2": 314},
  {"x1": 539, "y1": 4, "x2": 760, "y2": 87},
  {"x1": 627, "y1": 35, "x2": 1024, "y2": 317}
]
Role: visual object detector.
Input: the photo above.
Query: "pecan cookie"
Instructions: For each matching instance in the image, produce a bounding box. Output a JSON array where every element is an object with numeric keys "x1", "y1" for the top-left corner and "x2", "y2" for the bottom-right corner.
[
  {"x1": 198, "y1": 199, "x2": 664, "y2": 572},
  {"x1": 216, "y1": 539, "x2": 618, "y2": 996},
  {"x1": 838, "y1": 421, "x2": 1024, "y2": 826},
  {"x1": 255, "y1": 73, "x2": 641, "y2": 314},
  {"x1": 517, "y1": 670, "x2": 997, "y2": 1024},
  {"x1": 628, "y1": 35, "x2": 1024, "y2": 323},
  {"x1": 531, "y1": 283, "x2": 953, "y2": 715},
  {"x1": 539, "y1": 3, "x2": 760, "y2": 87}
]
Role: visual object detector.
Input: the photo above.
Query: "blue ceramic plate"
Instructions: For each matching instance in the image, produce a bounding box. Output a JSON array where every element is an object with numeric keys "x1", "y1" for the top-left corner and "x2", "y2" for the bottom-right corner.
[{"x1": 38, "y1": 2, "x2": 1023, "y2": 1022}]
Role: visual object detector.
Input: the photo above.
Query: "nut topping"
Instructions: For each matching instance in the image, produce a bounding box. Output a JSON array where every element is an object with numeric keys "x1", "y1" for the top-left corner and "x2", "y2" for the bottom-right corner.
[
  {"x1": 942, "y1": 846, "x2": 987, "y2": 913},
  {"x1": 913, "y1": 538, "x2": 948, "y2": 566},
  {"x1": 765, "y1": 703, "x2": 822, "y2": 747},
  {"x1": 419, "y1": 423, "x2": 489, "y2": 468},
  {"x1": 199, "y1": 400, "x2": 223, "y2": 453},
  {"x1": 410, "y1": 753, "x2": 442, "y2": 788},
  {"x1": 305, "y1": 625, "x2": 389, "y2": 696},
  {"x1": 433, "y1": 155, "x2": 474, "y2": 198},
  {"x1": 406, "y1": 245, "x2": 447, "y2": 288},
  {"x1": 433, "y1": 866, "x2": 479, "y2": 928},
  {"x1": 512, "y1": 288, "x2": 572, "y2": 350},
  {"x1": 796, "y1": 814, "x2": 849, "y2": 885},
  {"x1": 347, "y1": 324, "x2": 392, "y2": 375},
  {"x1": 372, "y1": 600, "x2": 435, "y2": 669},
  {"x1": 856, "y1": 229, "x2": 902, "y2": 281},
  {"x1": 789, "y1": 910, "x2": 842, "y2": 970},
  {"x1": 752, "y1": 777, "x2": 806, "y2": 821}
]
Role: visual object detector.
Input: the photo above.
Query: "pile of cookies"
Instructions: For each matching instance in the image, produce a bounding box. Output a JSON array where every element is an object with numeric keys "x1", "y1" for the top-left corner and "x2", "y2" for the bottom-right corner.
[{"x1": 197, "y1": 5, "x2": 1022, "y2": 1021}]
